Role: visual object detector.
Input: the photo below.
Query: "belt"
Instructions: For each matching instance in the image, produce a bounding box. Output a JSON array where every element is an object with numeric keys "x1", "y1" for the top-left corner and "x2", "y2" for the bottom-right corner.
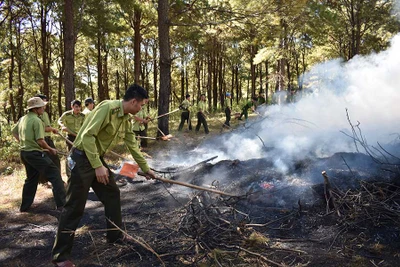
[{"x1": 72, "y1": 148, "x2": 85, "y2": 156}]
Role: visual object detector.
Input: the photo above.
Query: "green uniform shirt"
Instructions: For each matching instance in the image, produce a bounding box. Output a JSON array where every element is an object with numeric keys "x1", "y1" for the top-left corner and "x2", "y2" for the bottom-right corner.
[
  {"x1": 180, "y1": 99, "x2": 191, "y2": 111},
  {"x1": 12, "y1": 111, "x2": 45, "y2": 151},
  {"x1": 73, "y1": 100, "x2": 150, "y2": 172},
  {"x1": 132, "y1": 108, "x2": 148, "y2": 132},
  {"x1": 40, "y1": 111, "x2": 52, "y2": 137},
  {"x1": 243, "y1": 101, "x2": 254, "y2": 111},
  {"x1": 197, "y1": 100, "x2": 207, "y2": 113},
  {"x1": 224, "y1": 98, "x2": 231, "y2": 108},
  {"x1": 58, "y1": 110, "x2": 85, "y2": 135}
]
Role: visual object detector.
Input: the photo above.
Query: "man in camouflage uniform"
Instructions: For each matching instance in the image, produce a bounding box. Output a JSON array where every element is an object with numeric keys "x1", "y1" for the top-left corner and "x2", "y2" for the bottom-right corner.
[
  {"x1": 52, "y1": 84, "x2": 156, "y2": 267},
  {"x1": 12, "y1": 97, "x2": 66, "y2": 212}
]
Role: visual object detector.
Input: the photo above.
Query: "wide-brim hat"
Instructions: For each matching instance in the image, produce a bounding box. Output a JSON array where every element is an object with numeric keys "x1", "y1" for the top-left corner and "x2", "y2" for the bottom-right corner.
[{"x1": 26, "y1": 97, "x2": 47, "y2": 110}]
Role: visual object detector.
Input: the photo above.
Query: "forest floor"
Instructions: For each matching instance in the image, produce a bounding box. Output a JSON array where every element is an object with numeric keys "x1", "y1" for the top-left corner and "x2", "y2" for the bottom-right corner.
[{"x1": 0, "y1": 114, "x2": 399, "y2": 267}]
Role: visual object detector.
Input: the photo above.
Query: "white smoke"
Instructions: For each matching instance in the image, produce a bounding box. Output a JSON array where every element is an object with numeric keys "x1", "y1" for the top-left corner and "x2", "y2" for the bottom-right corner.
[
  {"x1": 394, "y1": 0, "x2": 400, "y2": 19},
  {"x1": 169, "y1": 33, "x2": 400, "y2": 171}
]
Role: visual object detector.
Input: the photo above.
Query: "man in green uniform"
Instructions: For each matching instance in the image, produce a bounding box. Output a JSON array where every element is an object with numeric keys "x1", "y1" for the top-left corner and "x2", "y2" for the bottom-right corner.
[
  {"x1": 35, "y1": 94, "x2": 61, "y2": 173},
  {"x1": 51, "y1": 84, "x2": 156, "y2": 267},
  {"x1": 223, "y1": 92, "x2": 232, "y2": 129},
  {"x1": 58, "y1": 100, "x2": 85, "y2": 151},
  {"x1": 82, "y1": 97, "x2": 95, "y2": 116},
  {"x1": 238, "y1": 96, "x2": 258, "y2": 121},
  {"x1": 178, "y1": 94, "x2": 192, "y2": 131},
  {"x1": 132, "y1": 99, "x2": 150, "y2": 150},
  {"x1": 12, "y1": 97, "x2": 66, "y2": 212},
  {"x1": 195, "y1": 93, "x2": 209, "y2": 134},
  {"x1": 257, "y1": 91, "x2": 266, "y2": 106}
]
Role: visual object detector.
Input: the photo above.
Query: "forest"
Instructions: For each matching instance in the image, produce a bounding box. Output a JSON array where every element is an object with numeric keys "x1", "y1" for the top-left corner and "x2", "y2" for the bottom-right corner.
[
  {"x1": 0, "y1": 0, "x2": 399, "y2": 134},
  {"x1": 1, "y1": 1, "x2": 400, "y2": 266}
]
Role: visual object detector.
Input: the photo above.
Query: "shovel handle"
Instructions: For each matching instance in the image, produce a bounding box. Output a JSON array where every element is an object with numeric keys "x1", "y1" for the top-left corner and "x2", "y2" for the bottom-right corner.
[{"x1": 137, "y1": 172, "x2": 237, "y2": 197}]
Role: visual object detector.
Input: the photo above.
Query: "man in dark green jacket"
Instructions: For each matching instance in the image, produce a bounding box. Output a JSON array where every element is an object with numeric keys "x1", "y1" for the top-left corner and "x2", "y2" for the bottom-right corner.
[{"x1": 52, "y1": 84, "x2": 156, "y2": 267}]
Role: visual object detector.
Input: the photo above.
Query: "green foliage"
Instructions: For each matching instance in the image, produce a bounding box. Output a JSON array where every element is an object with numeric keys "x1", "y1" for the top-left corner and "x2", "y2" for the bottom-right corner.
[
  {"x1": 0, "y1": 123, "x2": 21, "y2": 164},
  {"x1": 0, "y1": 0, "x2": 398, "y2": 125}
]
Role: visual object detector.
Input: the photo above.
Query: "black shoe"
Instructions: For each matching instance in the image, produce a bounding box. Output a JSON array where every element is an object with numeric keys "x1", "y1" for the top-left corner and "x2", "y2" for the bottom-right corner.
[{"x1": 20, "y1": 205, "x2": 31, "y2": 212}]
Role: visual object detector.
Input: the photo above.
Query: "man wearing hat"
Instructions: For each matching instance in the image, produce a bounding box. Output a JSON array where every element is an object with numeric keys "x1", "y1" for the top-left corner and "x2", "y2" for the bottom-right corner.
[
  {"x1": 35, "y1": 94, "x2": 61, "y2": 173},
  {"x1": 178, "y1": 94, "x2": 192, "y2": 131},
  {"x1": 82, "y1": 97, "x2": 95, "y2": 116},
  {"x1": 12, "y1": 97, "x2": 66, "y2": 212}
]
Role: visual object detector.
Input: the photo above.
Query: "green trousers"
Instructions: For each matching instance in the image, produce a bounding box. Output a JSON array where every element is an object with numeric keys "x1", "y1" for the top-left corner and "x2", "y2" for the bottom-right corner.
[
  {"x1": 20, "y1": 151, "x2": 66, "y2": 211},
  {"x1": 52, "y1": 150, "x2": 122, "y2": 262}
]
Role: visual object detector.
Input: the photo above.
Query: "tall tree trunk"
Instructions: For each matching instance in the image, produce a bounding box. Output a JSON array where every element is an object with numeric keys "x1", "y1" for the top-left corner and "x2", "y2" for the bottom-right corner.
[
  {"x1": 133, "y1": 7, "x2": 142, "y2": 84},
  {"x1": 231, "y1": 65, "x2": 234, "y2": 97},
  {"x1": 57, "y1": 21, "x2": 65, "y2": 117},
  {"x1": 212, "y1": 41, "x2": 217, "y2": 110},
  {"x1": 123, "y1": 48, "x2": 129, "y2": 94},
  {"x1": 235, "y1": 65, "x2": 239, "y2": 104},
  {"x1": 157, "y1": 0, "x2": 171, "y2": 135},
  {"x1": 180, "y1": 66, "x2": 184, "y2": 99},
  {"x1": 40, "y1": 4, "x2": 50, "y2": 101},
  {"x1": 103, "y1": 49, "x2": 110, "y2": 99},
  {"x1": 196, "y1": 58, "x2": 201, "y2": 98},
  {"x1": 97, "y1": 32, "x2": 104, "y2": 101},
  {"x1": 153, "y1": 41, "x2": 158, "y2": 108},
  {"x1": 259, "y1": 64, "x2": 263, "y2": 93},
  {"x1": 207, "y1": 53, "x2": 212, "y2": 108},
  {"x1": 250, "y1": 45, "x2": 256, "y2": 96},
  {"x1": 16, "y1": 22, "x2": 24, "y2": 119},
  {"x1": 218, "y1": 47, "x2": 223, "y2": 109},
  {"x1": 86, "y1": 56, "x2": 94, "y2": 99},
  {"x1": 286, "y1": 60, "x2": 291, "y2": 89},
  {"x1": 64, "y1": 0, "x2": 75, "y2": 109},
  {"x1": 7, "y1": 0, "x2": 16, "y2": 122},
  {"x1": 265, "y1": 61, "x2": 269, "y2": 102},
  {"x1": 115, "y1": 70, "x2": 120, "y2": 99}
]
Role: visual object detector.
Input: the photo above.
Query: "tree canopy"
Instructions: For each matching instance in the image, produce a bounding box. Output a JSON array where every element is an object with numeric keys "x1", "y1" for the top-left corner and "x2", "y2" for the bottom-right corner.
[{"x1": 1, "y1": 0, "x2": 399, "y2": 126}]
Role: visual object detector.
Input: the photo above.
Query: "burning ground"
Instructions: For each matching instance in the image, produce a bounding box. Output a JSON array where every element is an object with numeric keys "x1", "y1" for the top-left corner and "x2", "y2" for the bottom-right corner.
[{"x1": 1, "y1": 129, "x2": 399, "y2": 267}]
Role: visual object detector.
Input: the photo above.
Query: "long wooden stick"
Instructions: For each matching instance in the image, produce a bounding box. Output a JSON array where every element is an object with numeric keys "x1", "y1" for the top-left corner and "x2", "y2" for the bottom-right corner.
[
  {"x1": 137, "y1": 171, "x2": 237, "y2": 197},
  {"x1": 155, "y1": 108, "x2": 180, "y2": 119},
  {"x1": 57, "y1": 132, "x2": 74, "y2": 146},
  {"x1": 97, "y1": 150, "x2": 235, "y2": 197}
]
